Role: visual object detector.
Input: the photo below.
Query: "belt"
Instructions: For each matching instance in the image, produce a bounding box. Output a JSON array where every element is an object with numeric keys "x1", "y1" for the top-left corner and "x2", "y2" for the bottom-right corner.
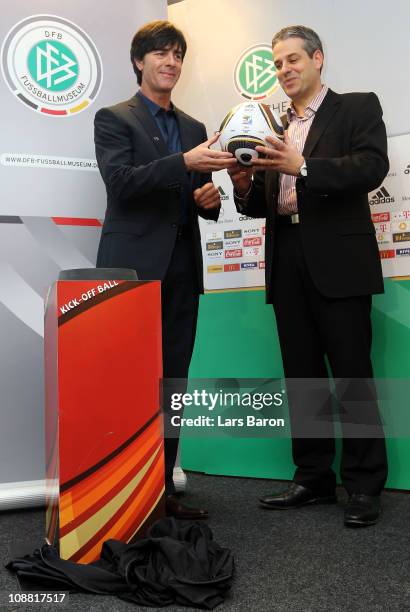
[{"x1": 276, "y1": 213, "x2": 300, "y2": 225}]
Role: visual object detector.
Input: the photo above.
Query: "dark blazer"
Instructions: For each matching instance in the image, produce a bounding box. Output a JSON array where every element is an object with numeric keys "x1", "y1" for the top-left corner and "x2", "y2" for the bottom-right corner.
[
  {"x1": 95, "y1": 94, "x2": 219, "y2": 292},
  {"x1": 235, "y1": 89, "x2": 389, "y2": 301}
]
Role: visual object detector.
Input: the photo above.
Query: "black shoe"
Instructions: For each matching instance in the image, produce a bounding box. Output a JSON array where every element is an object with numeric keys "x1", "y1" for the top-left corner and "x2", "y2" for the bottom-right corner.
[
  {"x1": 344, "y1": 494, "x2": 380, "y2": 527},
  {"x1": 165, "y1": 495, "x2": 209, "y2": 520},
  {"x1": 259, "y1": 482, "x2": 337, "y2": 509}
]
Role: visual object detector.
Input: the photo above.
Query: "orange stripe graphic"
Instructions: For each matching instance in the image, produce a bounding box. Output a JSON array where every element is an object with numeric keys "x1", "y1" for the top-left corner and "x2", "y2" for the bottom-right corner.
[
  {"x1": 64, "y1": 449, "x2": 164, "y2": 562},
  {"x1": 60, "y1": 437, "x2": 163, "y2": 536}
]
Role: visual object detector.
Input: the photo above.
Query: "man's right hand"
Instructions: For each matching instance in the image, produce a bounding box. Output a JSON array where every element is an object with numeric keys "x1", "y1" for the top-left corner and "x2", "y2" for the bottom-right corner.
[
  {"x1": 227, "y1": 164, "x2": 253, "y2": 196},
  {"x1": 183, "y1": 133, "x2": 238, "y2": 172}
]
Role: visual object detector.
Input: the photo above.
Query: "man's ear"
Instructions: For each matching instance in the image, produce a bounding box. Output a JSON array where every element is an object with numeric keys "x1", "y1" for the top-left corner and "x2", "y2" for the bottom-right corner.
[
  {"x1": 313, "y1": 49, "x2": 324, "y2": 72},
  {"x1": 134, "y1": 58, "x2": 144, "y2": 73}
]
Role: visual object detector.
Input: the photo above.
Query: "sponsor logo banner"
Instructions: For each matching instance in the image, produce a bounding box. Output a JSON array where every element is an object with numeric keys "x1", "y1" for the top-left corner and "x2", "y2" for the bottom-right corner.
[
  {"x1": 243, "y1": 236, "x2": 262, "y2": 247},
  {"x1": 243, "y1": 227, "x2": 261, "y2": 236},
  {"x1": 376, "y1": 233, "x2": 391, "y2": 245},
  {"x1": 206, "y1": 231, "x2": 223, "y2": 241},
  {"x1": 370, "y1": 186, "x2": 395, "y2": 205},
  {"x1": 392, "y1": 220, "x2": 410, "y2": 232},
  {"x1": 207, "y1": 265, "x2": 223, "y2": 273},
  {"x1": 393, "y1": 232, "x2": 410, "y2": 243},
  {"x1": 380, "y1": 249, "x2": 395, "y2": 259},
  {"x1": 224, "y1": 238, "x2": 241, "y2": 248},
  {"x1": 241, "y1": 262, "x2": 258, "y2": 269},
  {"x1": 224, "y1": 263, "x2": 240, "y2": 272},
  {"x1": 207, "y1": 250, "x2": 224, "y2": 260},
  {"x1": 244, "y1": 246, "x2": 261, "y2": 257},
  {"x1": 225, "y1": 248, "x2": 243, "y2": 258},
  {"x1": 374, "y1": 222, "x2": 390, "y2": 233},
  {"x1": 392, "y1": 210, "x2": 410, "y2": 221},
  {"x1": 224, "y1": 229, "x2": 242, "y2": 239},
  {"x1": 259, "y1": 261, "x2": 265, "y2": 269},
  {"x1": 206, "y1": 240, "x2": 223, "y2": 251},
  {"x1": 372, "y1": 212, "x2": 390, "y2": 223},
  {"x1": 396, "y1": 248, "x2": 410, "y2": 257},
  {"x1": 218, "y1": 186, "x2": 229, "y2": 200}
]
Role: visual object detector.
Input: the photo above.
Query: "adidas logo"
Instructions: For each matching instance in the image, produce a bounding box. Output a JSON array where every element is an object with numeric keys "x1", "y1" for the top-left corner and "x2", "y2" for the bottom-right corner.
[
  {"x1": 218, "y1": 186, "x2": 229, "y2": 200},
  {"x1": 370, "y1": 186, "x2": 395, "y2": 205},
  {"x1": 405, "y1": 164, "x2": 410, "y2": 175}
]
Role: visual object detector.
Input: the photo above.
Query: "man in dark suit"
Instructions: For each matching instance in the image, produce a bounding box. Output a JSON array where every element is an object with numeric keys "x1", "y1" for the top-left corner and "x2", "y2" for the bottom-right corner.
[
  {"x1": 94, "y1": 21, "x2": 236, "y2": 519},
  {"x1": 229, "y1": 25, "x2": 388, "y2": 526}
]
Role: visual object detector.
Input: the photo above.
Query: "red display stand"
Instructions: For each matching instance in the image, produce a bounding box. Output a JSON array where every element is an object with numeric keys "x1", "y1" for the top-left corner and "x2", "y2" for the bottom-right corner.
[{"x1": 44, "y1": 273, "x2": 164, "y2": 563}]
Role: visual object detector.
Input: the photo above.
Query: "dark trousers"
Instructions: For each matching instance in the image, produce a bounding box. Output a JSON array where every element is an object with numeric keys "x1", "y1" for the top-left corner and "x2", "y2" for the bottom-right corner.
[
  {"x1": 271, "y1": 224, "x2": 388, "y2": 495},
  {"x1": 161, "y1": 232, "x2": 199, "y2": 495}
]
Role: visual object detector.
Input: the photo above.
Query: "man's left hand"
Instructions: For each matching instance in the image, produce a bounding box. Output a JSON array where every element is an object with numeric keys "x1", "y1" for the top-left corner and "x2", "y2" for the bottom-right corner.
[
  {"x1": 194, "y1": 182, "x2": 221, "y2": 210},
  {"x1": 253, "y1": 132, "x2": 304, "y2": 176}
]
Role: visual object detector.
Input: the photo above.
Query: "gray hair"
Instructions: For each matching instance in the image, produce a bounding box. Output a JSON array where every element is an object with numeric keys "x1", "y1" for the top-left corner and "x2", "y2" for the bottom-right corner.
[{"x1": 272, "y1": 25, "x2": 323, "y2": 58}]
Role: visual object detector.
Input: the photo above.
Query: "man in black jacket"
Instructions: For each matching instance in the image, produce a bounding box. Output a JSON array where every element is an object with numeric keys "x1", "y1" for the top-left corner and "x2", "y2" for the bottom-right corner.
[
  {"x1": 95, "y1": 21, "x2": 236, "y2": 519},
  {"x1": 229, "y1": 25, "x2": 388, "y2": 526}
]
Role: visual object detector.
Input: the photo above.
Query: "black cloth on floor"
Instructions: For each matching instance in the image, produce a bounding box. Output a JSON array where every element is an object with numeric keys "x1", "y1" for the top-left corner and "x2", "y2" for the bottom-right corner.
[{"x1": 5, "y1": 517, "x2": 234, "y2": 609}]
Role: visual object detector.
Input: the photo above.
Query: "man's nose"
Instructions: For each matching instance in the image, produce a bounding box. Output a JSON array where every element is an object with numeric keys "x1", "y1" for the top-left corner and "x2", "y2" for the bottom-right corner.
[
  {"x1": 166, "y1": 52, "x2": 177, "y2": 65},
  {"x1": 281, "y1": 62, "x2": 291, "y2": 74}
]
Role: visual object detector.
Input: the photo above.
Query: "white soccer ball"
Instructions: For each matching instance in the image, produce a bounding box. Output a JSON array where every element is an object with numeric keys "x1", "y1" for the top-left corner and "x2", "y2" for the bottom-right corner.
[{"x1": 219, "y1": 101, "x2": 284, "y2": 166}]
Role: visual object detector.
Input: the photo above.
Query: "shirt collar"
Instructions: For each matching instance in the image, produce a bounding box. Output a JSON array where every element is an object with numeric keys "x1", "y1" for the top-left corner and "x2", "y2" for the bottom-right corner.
[
  {"x1": 136, "y1": 89, "x2": 175, "y2": 116},
  {"x1": 287, "y1": 84, "x2": 329, "y2": 121}
]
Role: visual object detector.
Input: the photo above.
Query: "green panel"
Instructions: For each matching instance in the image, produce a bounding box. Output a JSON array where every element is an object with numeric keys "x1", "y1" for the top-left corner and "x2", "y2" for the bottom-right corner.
[
  {"x1": 182, "y1": 280, "x2": 410, "y2": 490},
  {"x1": 189, "y1": 290, "x2": 283, "y2": 378},
  {"x1": 372, "y1": 279, "x2": 410, "y2": 376},
  {"x1": 373, "y1": 279, "x2": 410, "y2": 489}
]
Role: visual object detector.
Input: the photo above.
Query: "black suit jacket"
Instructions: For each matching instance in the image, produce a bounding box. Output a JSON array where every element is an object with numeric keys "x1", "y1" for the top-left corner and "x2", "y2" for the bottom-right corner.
[
  {"x1": 235, "y1": 89, "x2": 389, "y2": 301},
  {"x1": 95, "y1": 94, "x2": 218, "y2": 292}
]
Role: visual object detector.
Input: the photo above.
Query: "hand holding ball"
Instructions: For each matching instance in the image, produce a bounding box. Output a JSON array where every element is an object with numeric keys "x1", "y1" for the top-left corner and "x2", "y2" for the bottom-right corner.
[{"x1": 219, "y1": 102, "x2": 284, "y2": 166}]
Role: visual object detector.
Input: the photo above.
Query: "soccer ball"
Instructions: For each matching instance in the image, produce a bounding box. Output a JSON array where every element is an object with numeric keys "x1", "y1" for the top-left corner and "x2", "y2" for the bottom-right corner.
[{"x1": 219, "y1": 101, "x2": 284, "y2": 166}]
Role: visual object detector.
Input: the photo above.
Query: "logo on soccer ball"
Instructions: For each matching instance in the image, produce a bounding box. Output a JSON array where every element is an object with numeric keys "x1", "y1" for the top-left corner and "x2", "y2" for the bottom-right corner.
[
  {"x1": 234, "y1": 45, "x2": 278, "y2": 100},
  {"x1": 1, "y1": 14, "x2": 102, "y2": 116}
]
